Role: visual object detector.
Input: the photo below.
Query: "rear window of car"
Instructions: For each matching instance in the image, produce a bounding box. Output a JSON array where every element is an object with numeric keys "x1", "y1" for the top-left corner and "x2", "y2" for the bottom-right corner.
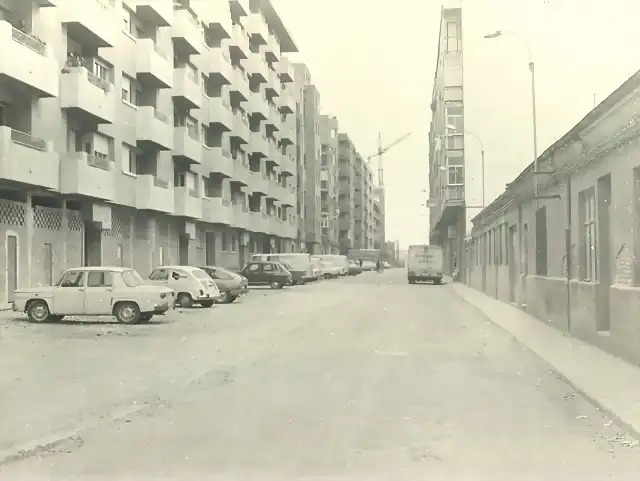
[{"x1": 192, "y1": 269, "x2": 210, "y2": 279}]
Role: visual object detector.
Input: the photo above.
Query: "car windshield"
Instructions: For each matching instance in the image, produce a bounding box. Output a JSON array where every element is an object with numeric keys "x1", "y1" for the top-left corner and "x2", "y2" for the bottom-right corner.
[{"x1": 121, "y1": 270, "x2": 144, "y2": 287}]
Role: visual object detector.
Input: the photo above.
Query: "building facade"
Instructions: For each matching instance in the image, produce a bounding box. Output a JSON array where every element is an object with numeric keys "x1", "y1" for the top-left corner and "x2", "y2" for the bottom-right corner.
[
  {"x1": 428, "y1": 4, "x2": 464, "y2": 276},
  {"x1": 320, "y1": 114, "x2": 339, "y2": 253},
  {"x1": 465, "y1": 68, "x2": 640, "y2": 368},
  {"x1": 337, "y1": 133, "x2": 356, "y2": 253},
  {"x1": 0, "y1": 0, "x2": 300, "y2": 304}
]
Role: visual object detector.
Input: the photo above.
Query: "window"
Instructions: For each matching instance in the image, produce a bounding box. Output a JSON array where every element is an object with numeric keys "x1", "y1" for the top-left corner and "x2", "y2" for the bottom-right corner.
[
  {"x1": 60, "y1": 271, "x2": 85, "y2": 287},
  {"x1": 445, "y1": 21, "x2": 460, "y2": 52},
  {"x1": 263, "y1": 263, "x2": 274, "y2": 271},
  {"x1": 580, "y1": 189, "x2": 597, "y2": 281},
  {"x1": 158, "y1": 246, "x2": 165, "y2": 266},
  {"x1": 93, "y1": 58, "x2": 110, "y2": 82},
  {"x1": 445, "y1": 105, "x2": 463, "y2": 133},
  {"x1": 446, "y1": 134, "x2": 464, "y2": 150},
  {"x1": 122, "y1": 270, "x2": 144, "y2": 287},
  {"x1": 446, "y1": 156, "x2": 464, "y2": 186},
  {"x1": 121, "y1": 75, "x2": 138, "y2": 105},
  {"x1": 117, "y1": 244, "x2": 124, "y2": 267},
  {"x1": 535, "y1": 207, "x2": 548, "y2": 275},
  {"x1": 93, "y1": 133, "x2": 110, "y2": 162},
  {"x1": 247, "y1": 263, "x2": 260, "y2": 272},
  {"x1": 87, "y1": 271, "x2": 113, "y2": 287},
  {"x1": 122, "y1": 6, "x2": 134, "y2": 36},
  {"x1": 150, "y1": 268, "x2": 169, "y2": 281},
  {"x1": 222, "y1": 232, "x2": 229, "y2": 251},
  {"x1": 121, "y1": 143, "x2": 136, "y2": 174}
]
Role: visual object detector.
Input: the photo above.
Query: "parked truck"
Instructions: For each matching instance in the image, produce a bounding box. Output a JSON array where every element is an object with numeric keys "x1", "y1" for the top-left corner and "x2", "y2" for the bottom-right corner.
[{"x1": 406, "y1": 245, "x2": 444, "y2": 285}]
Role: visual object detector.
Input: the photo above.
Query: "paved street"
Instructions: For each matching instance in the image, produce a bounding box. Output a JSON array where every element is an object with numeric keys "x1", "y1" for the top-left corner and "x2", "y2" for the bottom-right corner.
[{"x1": 1, "y1": 269, "x2": 640, "y2": 480}]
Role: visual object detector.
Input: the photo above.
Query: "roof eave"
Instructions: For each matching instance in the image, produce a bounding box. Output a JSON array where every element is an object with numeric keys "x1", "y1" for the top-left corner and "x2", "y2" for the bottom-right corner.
[{"x1": 260, "y1": 0, "x2": 298, "y2": 53}]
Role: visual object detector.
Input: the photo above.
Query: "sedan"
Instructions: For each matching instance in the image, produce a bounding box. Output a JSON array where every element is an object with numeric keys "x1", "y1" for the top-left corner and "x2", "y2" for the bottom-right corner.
[{"x1": 199, "y1": 266, "x2": 248, "y2": 304}]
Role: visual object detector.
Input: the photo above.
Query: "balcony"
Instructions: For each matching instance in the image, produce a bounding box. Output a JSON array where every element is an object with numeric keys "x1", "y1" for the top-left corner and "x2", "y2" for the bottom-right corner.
[
  {"x1": 60, "y1": 152, "x2": 115, "y2": 201},
  {"x1": 229, "y1": 24, "x2": 249, "y2": 59},
  {"x1": 136, "y1": 106, "x2": 173, "y2": 150},
  {"x1": 266, "y1": 140, "x2": 280, "y2": 166},
  {"x1": 279, "y1": 118, "x2": 295, "y2": 144},
  {"x1": 245, "y1": 53, "x2": 268, "y2": 83},
  {"x1": 0, "y1": 128, "x2": 59, "y2": 190},
  {"x1": 207, "y1": 97, "x2": 233, "y2": 130},
  {"x1": 264, "y1": 68, "x2": 280, "y2": 97},
  {"x1": 60, "y1": 67, "x2": 115, "y2": 124},
  {"x1": 203, "y1": 147, "x2": 234, "y2": 178},
  {"x1": 246, "y1": 13, "x2": 268, "y2": 45},
  {"x1": 229, "y1": 67, "x2": 250, "y2": 102},
  {"x1": 174, "y1": 186, "x2": 202, "y2": 219},
  {"x1": 248, "y1": 171, "x2": 268, "y2": 195},
  {"x1": 248, "y1": 132, "x2": 269, "y2": 157},
  {"x1": 231, "y1": 161, "x2": 250, "y2": 186},
  {"x1": 278, "y1": 57, "x2": 295, "y2": 83},
  {"x1": 58, "y1": 0, "x2": 118, "y2": 48},
  {"x1": 172, "y1": 7, "x2": 202, "y2": 56},
  {"x1": 433, "y1": 185, "x2": 465, "y2": 229},
  {"x1": 265, "y1": 180, "x2": 281, "y2": 201},
  {"x1": 247, "y1": 92, "x2": 269, "y2": 119},
  {"x1": 130, "y1": 0, "x2": 172, "y2": 27},
  {"x1": 278, "y1": 86, "x2": 295, "y2": 114},
  {"x1": 230, "y1": 109, "x2": 250, "y2": 143},
  {"x1": 265, "y1": 106, "x2": 280, "y2": 131},
  {"x1": 279, "y1": 184, "x2": 296, "y2": 207},
  {"x1": 0, "y1": 22, "x2": 58, "y2": 97},
  {"x1": 202, "y1": 197, "x2": 233, "y2": 225},
  {"x1": 135, "y1": 175, "x2": 174, "y2": 214},
  {"x1": 135, "y1": 38, "x2": 173, "y2": 89},
  {"x1": 232, "y1": 204, "x2": 251, "y2": 230},
  {"x1": 280, "y1": 151, "x2": 296, "y2": 176},
  {"x1": 173, "y1": 66, "x2": 201, "y2": 109},
  {"x1": 249, "y1": 211, "x2": 269, "y2": 234},
  {"x1": 263, "y1": 33, "x2": 279, "y2": 63},
  {"x1": 207, "y1": 48, "x2": 233, "y2": 84},
  {"x1": 173, "y1": 126, "x2": 201, "y2": 164}
]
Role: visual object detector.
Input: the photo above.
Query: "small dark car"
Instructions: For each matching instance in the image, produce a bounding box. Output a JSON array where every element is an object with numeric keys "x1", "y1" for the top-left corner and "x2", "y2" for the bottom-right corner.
[
  {"x1": 199, "y1": 266, "x2": 248, "y2": 303},
  {"x1": 240, "y1": 261, "x2": 292, "y2": 289}
]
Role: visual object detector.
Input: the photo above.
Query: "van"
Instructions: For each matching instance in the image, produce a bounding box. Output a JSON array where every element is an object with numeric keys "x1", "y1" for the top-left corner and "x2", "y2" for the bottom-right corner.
[
  {"x1": 148, "y1": 265, "x2": 221, "y2": 308},
  {"x1": 320, "y1": 255, "x2": 349, "y2": 276},
  {"x1": 251, "y1": 253, "x2": 314, "y2": 284},
  {"x1": 406, "y1": 245, "x2": 444, "y2": 285}
]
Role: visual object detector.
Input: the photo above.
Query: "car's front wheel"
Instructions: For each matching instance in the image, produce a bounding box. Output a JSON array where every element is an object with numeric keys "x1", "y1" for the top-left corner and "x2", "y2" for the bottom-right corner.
[
  {"x1": 269, "y1": 281, "x2": 283, "y2": 289},
  {"x1": 27, "y1": 300, "x2": 51, "y2": 322},
  {"x1": 114, "y1": 302, "x2": 141, "y2": 324}
]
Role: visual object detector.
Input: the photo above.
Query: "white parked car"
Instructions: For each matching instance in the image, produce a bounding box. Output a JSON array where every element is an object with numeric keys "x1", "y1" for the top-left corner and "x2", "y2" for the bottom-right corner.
[
  {"x1": 12, "y1": 267, "x2": 174, "y2": 324},
  {"x1": 319, "y1": 261, "x2": 342, "y2": 279},
  {"x1": 148, "y1": 265, "x2": 220, "y2": 308}
]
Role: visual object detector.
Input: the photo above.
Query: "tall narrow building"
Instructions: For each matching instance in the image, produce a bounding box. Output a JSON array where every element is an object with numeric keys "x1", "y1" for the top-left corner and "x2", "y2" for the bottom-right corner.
[
  {"x1": 320, "y1": 115, "x2": 339, "y2": 254},
  {"x1": 337, "y1": 133, "x2": 356, "y2": 254},
  {"x1": 428, "y1": 2, "x2": 464, "y2": 276}
]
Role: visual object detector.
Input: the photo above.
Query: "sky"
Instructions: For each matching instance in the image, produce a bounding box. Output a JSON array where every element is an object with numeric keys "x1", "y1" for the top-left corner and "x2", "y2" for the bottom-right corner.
[{"x1": 273, "y1": 0, "x2": 640, "y2": 248}]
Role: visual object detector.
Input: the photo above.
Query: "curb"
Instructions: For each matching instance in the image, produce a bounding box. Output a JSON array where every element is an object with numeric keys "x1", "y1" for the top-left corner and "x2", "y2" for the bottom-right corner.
[{"x1": 448, "y1": 283, "x2": 640, "y2": 441}]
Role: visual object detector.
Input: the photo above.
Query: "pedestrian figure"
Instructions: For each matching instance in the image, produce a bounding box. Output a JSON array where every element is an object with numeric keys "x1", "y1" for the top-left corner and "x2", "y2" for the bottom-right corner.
[{"x1": 358, "y1": 258, "x2": 363, "y2": 268}]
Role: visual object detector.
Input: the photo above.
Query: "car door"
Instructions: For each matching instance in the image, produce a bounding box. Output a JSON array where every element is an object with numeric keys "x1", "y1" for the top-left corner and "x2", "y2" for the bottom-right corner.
[
  {"x1": 242, "y1": 263, "x2": 262, "y2": 284},
  {"x1": 84, "y1": 270, "x2": 114, "y2": 315},
  {"x1": 262, "y1": 262, "x2": 276, "y2": 281},
  {"x1": 52, "y1": 270, "x2": 87, "y2": 314}
]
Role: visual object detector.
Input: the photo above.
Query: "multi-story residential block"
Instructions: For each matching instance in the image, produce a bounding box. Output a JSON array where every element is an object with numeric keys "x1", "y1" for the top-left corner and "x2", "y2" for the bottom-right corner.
[
  {"x1": 428, "y1": 3, "x2": 464, "y2": 276},
  {"x1": 292, "y1": 62, "x2": 310, "y2": 251},
  {"x1": 337, "y1": 133, "x2": 356, "y2": 253},
  {"x1": 320, "y1": 115, "x2": 339, "y2": 253},
  {"x1": 293, "y1": 63, "x2": 322, "y2": 254},
  {"x1": 0, "y1": 0, "x2": 298, "y2": 304},
  {"x1": 372, "y1": 186, "x2": 384, "y2": 249}
]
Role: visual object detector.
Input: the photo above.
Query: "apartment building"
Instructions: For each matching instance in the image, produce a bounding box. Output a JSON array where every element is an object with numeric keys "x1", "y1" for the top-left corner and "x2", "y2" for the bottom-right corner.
[
  {"x1": 292, "y1": 62, "x2": 310, "y2": 251},
  {"x1": 319, "y1": 114, "x2": 339, "y2": 253},
  {"x1": 428, "y1": 3, "x2": 464, "y2": 276},
  {"x1": 0, "y1": 0, "x2": 298, "y2": 304},
  {"x1": 465, "y1": 67, "x2": 640, "y2": 368},
  {"x1": 372, "y1": 186, "x2": 384, "y2": 249},
  {"x1": 337, "y1": 133, "x2": 356, "y2": 253}
]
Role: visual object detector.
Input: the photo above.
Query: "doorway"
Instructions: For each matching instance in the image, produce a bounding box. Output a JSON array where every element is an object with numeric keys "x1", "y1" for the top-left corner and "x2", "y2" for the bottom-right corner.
[
  {"x1": 508, "y1": 225, "x2": 517, "y2": 302},
  {"x1": 7, "y1": 234, "x2": 17, "y2": 302},
  {"x1": 205, "y1": 232, "x2": 216, "y2": 265},
  {"x1": 178, "y1": 235, "x2": 189, "y2": 265},
  {"x1": 84, "y1": 222, "x2": 102, "y2": 266},
  {"x1": 596, "y1": 174, "x2": 612, "y2": 332},
  {"x1": 43, "y1": 242, "x2": 53, "y2": 286}
]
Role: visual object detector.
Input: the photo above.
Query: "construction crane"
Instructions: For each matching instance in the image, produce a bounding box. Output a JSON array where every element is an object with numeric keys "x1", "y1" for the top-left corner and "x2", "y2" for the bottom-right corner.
[{"x1": 365, "y1": 132, "x2": 411, "y2": 188}]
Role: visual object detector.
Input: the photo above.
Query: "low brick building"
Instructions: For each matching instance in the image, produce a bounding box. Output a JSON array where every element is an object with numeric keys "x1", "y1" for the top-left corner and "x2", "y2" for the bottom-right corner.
[{"x1": 466, "y1": 68, "x2": 640, "y2": 366}]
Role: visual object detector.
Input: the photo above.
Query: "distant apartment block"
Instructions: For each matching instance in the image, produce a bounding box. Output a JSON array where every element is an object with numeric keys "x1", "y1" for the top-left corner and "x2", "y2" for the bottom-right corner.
[
  {"x1": 0, "y1": 0, "x2": 300, "y2": 303},
  {"x1": 320, "y1": 115, "x2": 339, "y2": 253},
  {"x1": 428, "y1": 3, "x2": 464, "y2": 276}
]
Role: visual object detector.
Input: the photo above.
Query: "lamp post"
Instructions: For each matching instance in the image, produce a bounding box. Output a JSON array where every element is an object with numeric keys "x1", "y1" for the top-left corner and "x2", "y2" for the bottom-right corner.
[
  {"x1": 446, "y1": 125, "x2": 485, "y2": 209},
  {"x1": 484, "y1": 30, "x2": 539, "y2": 204}
]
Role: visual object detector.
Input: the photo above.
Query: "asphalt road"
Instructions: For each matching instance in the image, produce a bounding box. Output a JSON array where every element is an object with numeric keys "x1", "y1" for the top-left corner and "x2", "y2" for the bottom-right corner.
[{"x1": 1, "y1": 269, "x2": 639, "y2": 480}]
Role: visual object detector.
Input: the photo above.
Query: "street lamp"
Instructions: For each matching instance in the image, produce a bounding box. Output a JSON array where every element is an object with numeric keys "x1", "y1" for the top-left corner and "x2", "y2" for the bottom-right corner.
[
  {"x1": 446, "y1": 124, "x2": 485, "y2": 208},
  {"x1": 484, "y1": 29, "x2": 539, "y2": 204}
]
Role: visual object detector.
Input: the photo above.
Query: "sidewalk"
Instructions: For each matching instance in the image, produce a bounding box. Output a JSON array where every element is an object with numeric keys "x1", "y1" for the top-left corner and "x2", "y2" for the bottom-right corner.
[{"x1": 450, "y1": 281, "x2": 640, "y2": 437}]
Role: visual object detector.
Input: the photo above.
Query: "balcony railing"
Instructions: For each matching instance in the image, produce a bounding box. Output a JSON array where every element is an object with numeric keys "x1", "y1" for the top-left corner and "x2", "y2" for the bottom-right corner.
[
  {"x1": 188, "y1": 187, "x2": 198, "y2": 197},
  {"x1": 154, "y1": 109, "x2": 169, "y2": 123},
  {"x1": 10, "y1": 129, "x2": 46, "y2": 151},
  {"x1": 154, "y1": 177, "x2": 169, "y2": 188},
  {"x1": 11, "y1": 28, "x2": 46, "y2": 56}
]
